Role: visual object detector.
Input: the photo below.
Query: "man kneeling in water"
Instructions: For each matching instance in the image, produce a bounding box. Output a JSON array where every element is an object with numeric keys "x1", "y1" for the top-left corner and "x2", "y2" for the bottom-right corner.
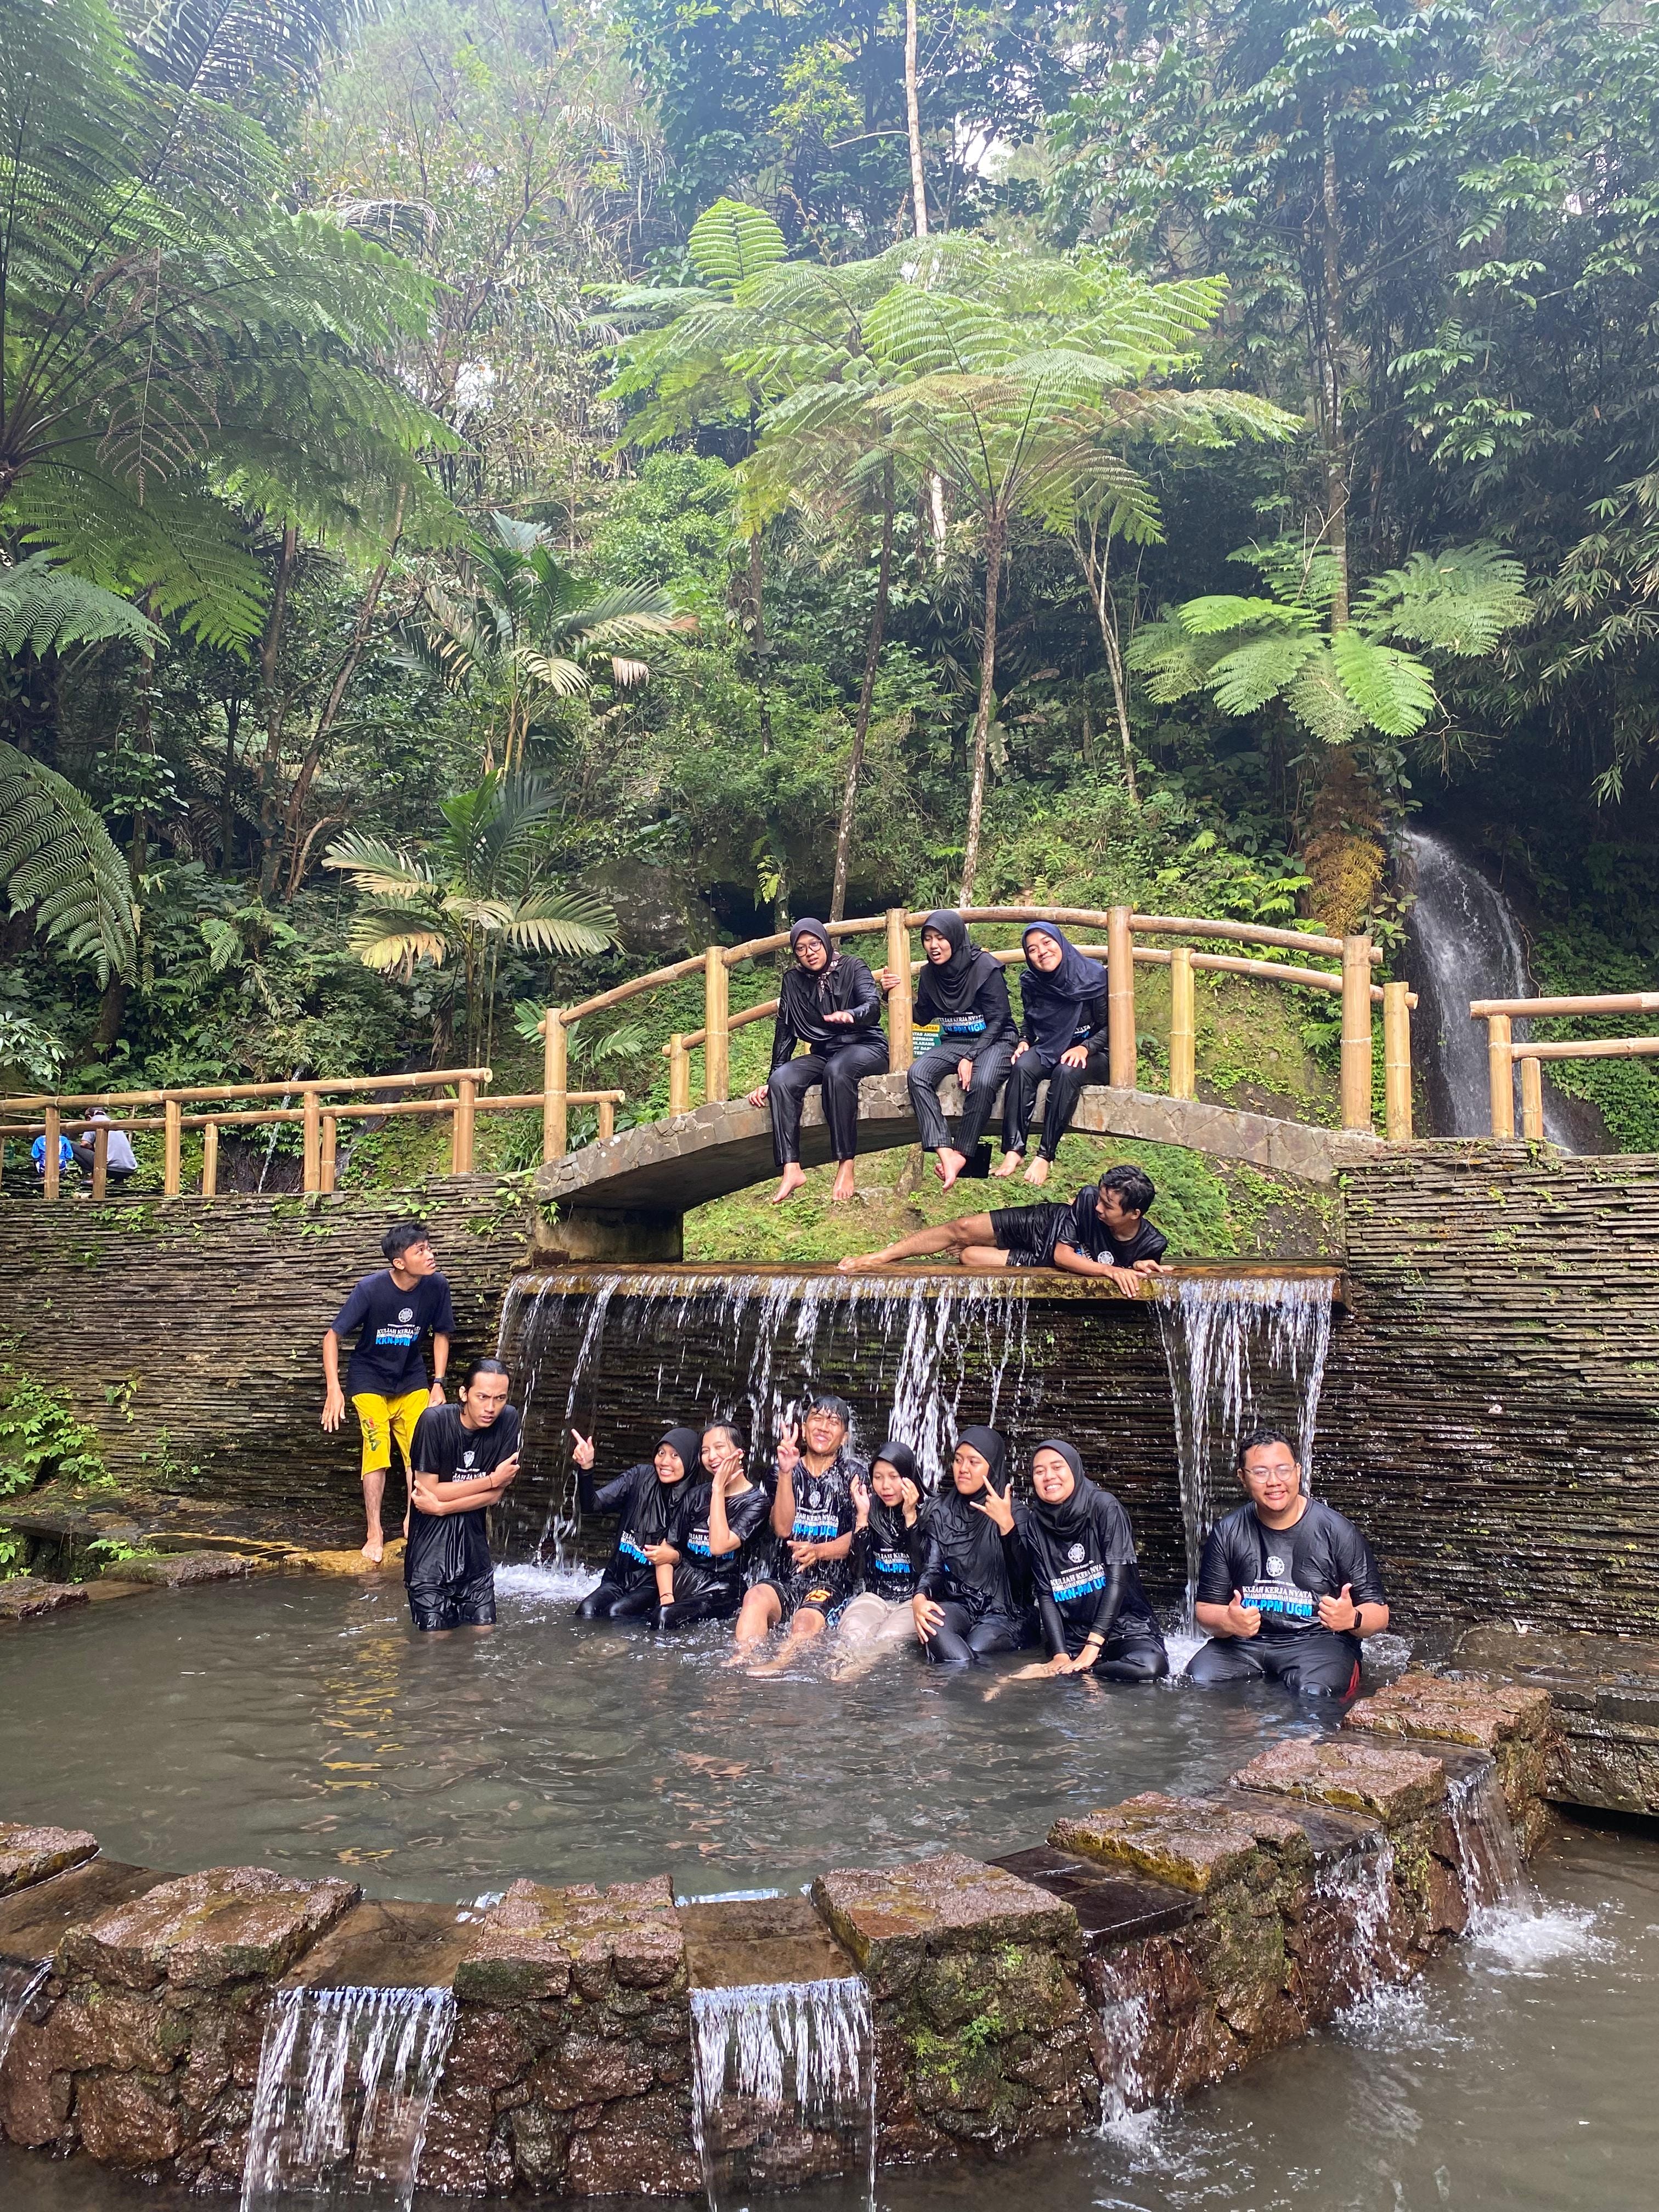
[
  {"x1": 837, "y1": 1164, "x2": 1168, "y2": 1296},
  {"x1": 404, "y1": 1358, "x2": 521, "y2": 1634},
  {"x1": 732, "y1": 1396, "x2": 865, "y2": 1666},
  {"x1": 1188, "y1": 1426, "x2": 1388, "y2": 1698}
]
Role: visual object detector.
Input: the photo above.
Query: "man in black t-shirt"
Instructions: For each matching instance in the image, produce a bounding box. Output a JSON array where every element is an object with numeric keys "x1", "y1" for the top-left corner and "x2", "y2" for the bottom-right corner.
[
  {"x1": 403, "y1": 1358, "x2": 522, "y2": 1633},
  {"x1": 1187, "y1": 1425, "x2": 1389, "y2": 1698},
  {"x1": 837, "y1": 1163, "x2": 1168, "y2": 1293}
]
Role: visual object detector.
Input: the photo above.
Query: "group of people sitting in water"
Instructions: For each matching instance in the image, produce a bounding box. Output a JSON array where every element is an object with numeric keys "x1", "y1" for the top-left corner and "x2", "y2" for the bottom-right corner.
[
  {"x1": 751, "y1": 910, "x2": 1132, "y2": 1214},
  {"x1": 565, "y1": 1397, "x2": 1389, "y2": 1697}
]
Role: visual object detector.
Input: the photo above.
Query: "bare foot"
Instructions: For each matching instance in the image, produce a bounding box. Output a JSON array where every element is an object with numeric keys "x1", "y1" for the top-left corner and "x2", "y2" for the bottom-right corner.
[
  {"x1": 360, "y1": 1537, "x2": 385, "y2": 1565},
  {"x1": 991, "y1": 1152, "x2": 1024, "y2": 1180},
  {"x1": 830, "y1": 1161, "x2": 857, "y2": 1203},
  {"x1": 1022, "y1": 1155, "x2": 1051, "y2": 1187},
  {"x1": 935, "y1": 1147, "x2": 967, "y2": 1192},
  {"x1": 770, "y1": 1164, "x2": 808, "y2": 1205},
  {"x1": 837, "y1": 1250, "x2": 887, "y2": 1275}
]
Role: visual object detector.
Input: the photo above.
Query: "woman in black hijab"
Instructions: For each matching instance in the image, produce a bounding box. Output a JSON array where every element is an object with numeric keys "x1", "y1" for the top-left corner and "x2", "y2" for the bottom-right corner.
[
  {"x1": 569, "y1": 1424, "x2": 702, "y2": 1621},
  {"x1": 1013, "y1": 1440, "x2": 1168, "y2": 1679},
  {"x1": 992, "y1": 926, "x2": 1111, "y2": 1189},
  {"x1": 749, "y1": 918, "x2": 889, "y2": 1205},
  {"x1": 912, "y1": 1425, "x2": 1034, "y2": 1666},
  {"x1": 878, "y1": 911, "x2": 1016, "y2": 1193}
]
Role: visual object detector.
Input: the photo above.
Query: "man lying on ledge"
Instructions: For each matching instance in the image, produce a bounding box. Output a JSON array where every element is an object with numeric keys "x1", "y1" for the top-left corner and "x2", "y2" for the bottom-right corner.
[{"x1": 837, "y1": 1163, "x2": 1168, "y2": 1295}]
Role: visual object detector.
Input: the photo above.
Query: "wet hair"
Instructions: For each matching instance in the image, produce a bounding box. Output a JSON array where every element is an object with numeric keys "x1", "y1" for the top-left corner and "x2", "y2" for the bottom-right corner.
[
  {"x1": 382, "y1": 1218, "x2": 432, "y2": 1262},
  {"x1": 1235, "y1": 1425, "x2": 1297, "y2": 1473},
  {"x1": 805, "y1": 1393, "x2": 852, "y2": 1431},
  {"x1": 703, "y1": 1420, "x2": 747, "y2": 1454},
  {"x1": 461, "y1": 1357, "x2": 510, "y2": 1390},
  {"x1": 1098, "y1": 1165, "x2": 1155, "y2": 1216}
]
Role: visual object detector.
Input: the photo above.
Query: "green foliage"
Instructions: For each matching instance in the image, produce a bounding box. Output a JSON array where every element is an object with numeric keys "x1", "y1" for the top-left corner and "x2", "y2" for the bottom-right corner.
[
  {"x1": 0, "y1": 1370, "x2": 111, "y2": 1498},
  {"x1": 0, "y1": 557, "x2": 163, "y2": 657},
  {"x1": 0, "y1": 742, "x2": 139, "y2": 984}
]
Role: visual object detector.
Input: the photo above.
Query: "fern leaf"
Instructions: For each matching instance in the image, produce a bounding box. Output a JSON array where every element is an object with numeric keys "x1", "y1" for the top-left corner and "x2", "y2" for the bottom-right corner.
[
  {"x1": 1356, "y1": 544, "x2": 1532, "y2": 656},
  {"x1": 687, "y1": 199, "x2": 787, "y2": 295},
  {"x1": 0, "y1": 558, "x2": 162, "y2": 656},
  {"x1": 1329, "y1": 630, "x2": 1439, "y2": 737},
  {"x1": 1208, "y1": 634, "x2": 1319, "y2": 715},
  {"x1": 0, "y1": 743, "x2": 138, "y2": 985}
]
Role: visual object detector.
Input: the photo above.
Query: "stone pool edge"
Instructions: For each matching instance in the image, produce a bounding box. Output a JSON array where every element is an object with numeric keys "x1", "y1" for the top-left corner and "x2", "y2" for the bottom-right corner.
[{"x1": 0, "y1": 1669, "x2": 1562, "y2": 2198}]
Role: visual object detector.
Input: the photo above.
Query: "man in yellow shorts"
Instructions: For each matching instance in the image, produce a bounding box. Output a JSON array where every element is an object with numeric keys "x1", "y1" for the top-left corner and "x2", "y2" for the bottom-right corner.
[{"x1": 321, "y1": 1220, "x2": 456, "y2": 1562}]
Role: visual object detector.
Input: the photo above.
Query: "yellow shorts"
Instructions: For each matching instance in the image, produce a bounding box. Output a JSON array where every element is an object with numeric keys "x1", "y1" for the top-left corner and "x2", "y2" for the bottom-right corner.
[{"x1": 352, "y1": 1387, "x2": 430, "y2": 1479}]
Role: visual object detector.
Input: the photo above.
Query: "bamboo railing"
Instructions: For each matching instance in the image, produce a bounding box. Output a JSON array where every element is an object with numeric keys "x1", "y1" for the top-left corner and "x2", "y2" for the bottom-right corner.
[
  {"x1": 1471, "y1": 992, "x2": 1659, "y2": 1138},
  {"x1": 539, "y1": 904, "x2": 1416, "y2": 1149}
]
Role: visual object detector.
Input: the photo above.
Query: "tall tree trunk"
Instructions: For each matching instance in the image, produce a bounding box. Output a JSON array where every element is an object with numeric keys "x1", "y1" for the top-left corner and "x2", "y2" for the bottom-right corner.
[
  {"x1": 904, "y1": 0, "x2": 928, "y2": 238},
  {"x1": 257, "y1": 524, "x2": 299, "y2": 899},
  {"x1": 746, "y1": 529, "x2": 772, "y2": 755},
  {"x1": 219, "y1": 696, "x2": 241, "y2": 871},
  {"x1": 1318, "y1": 107, "x2": 1350, "y2": 629},
  {"x1": 1075, "y1": 520, "x2": 1140, "y2": 805},
  {"x1": 831, "y1": 465, "x2": 895, "y2": 921},
  {"x1": 959, "y1": 505, "x2": 1006, "y2": 902}
]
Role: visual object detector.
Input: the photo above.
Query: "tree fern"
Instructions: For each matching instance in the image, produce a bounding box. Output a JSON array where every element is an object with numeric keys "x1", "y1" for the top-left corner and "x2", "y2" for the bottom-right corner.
[
  {"x1": 686, "y1": 198, "x2": 787, "y2": 294},
  {"x1": 0, "y1": 743, "x2": 138, "y2": 985},
  {"x1": 1356, "y1": 545, "x2": 1532, "y2": 656},
  {"x1": 0, "y1": 558, "x2": 161, "y2": 656}
]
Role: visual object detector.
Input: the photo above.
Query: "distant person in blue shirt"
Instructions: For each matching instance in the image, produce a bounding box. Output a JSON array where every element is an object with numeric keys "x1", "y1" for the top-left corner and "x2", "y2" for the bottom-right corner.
[
  {"x1": 31, "y1": 1132, "x2": 74, "y2": 1180},
  {"x1": 321, "y1": 1220, "x2": 456, "y2": 1565}
]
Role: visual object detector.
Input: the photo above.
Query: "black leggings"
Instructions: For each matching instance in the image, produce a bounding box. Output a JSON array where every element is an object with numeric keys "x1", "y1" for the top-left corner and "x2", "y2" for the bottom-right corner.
[
  {"x1": 766, "y1": 1036, "x2": 890, "y2": 1166},
  {"x1": 1001, "y1": 1044, "x2": 1111, "y2": 1158},
  {"x1": 922, "y1": 1603, "x2": 1029, "y2": 1668},
  {"x1": 577, "y1": 1575, "x2": 659, "y2": 1622},
  {"x1": 908, "y1": 1040, "x2": 1014, "y2": 1158},
  {"x1": 1185, "y1": 1632, "x2": 1362, "y2": 1699},
  {"x1": 656, "y1": 1585, "x2": 741, "y2": 1632}
]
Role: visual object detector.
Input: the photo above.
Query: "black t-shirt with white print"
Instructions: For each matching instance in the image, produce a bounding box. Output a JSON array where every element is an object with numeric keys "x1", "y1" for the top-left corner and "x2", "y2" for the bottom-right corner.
[
  {"x1": 404, "y1": 1403, "x2": 520, "y2": 1591},
  {"x1": 1195, "y1": 1497, "x2": 1385, "y2": 1644}
]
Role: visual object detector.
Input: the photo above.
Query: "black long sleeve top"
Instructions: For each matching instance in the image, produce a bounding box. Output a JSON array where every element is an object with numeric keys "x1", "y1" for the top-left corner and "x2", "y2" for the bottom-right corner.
[
  {"x1": 770, "y1": 955, "x2": 885, "y2": 1070},
  {"x1": 916, "y1": 1487, "x2": 1029, "y2": 1620},
  {"x1": 1019, "y1": 988, "x2": 1109, "y2": 1057},
  {"x1": 912, "y1": 963, "x2": 1016, "y2": 1062}
]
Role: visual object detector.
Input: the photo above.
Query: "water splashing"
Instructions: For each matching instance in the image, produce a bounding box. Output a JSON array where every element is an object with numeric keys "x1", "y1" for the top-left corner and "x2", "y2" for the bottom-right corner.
[
  {"x1": 1316, "y1": 1835, "x2": 1401, "y2": 2011},
  {"x1": 1093, "y1": 1958, "x2": 1154, "y2": 2135},
  {"x1": 0, "y1": 1960, "x2": 47, "y2": 2075},
  {"x1": 1149, "y1": 1274, "x2": 1334, "y2": 1617},
  {"x1": 689, "y1": 1976, "x2": 875, "y2": 2212},
  {"x1": 241, "y1": 1985, "x2": 455, "y2": 2209}
]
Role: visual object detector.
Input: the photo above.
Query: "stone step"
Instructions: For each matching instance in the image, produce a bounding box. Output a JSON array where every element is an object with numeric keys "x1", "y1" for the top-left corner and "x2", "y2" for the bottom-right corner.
[
  {"x1": 278, "y1": 1897, "x2": 477, "y2": 1991},
  {"x1": 989, "y1": 1845, "x2": 1195, "y2": 1946},
  {"x1": 679, "y1": 1890, "x2": 857, "y2": 1990}
]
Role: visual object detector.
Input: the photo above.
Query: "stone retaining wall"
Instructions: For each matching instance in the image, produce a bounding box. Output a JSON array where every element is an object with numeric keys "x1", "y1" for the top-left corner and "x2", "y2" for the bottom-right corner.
[{"x1": 0, "y1": 1672, "x2": 1556, "y2": 2196}]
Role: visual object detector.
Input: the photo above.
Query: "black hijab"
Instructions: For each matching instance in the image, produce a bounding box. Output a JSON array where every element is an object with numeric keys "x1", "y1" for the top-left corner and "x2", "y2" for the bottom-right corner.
[
  {"x1": 657, "y1": 1427, "x2": 703, "y2": 1482},
  {"x1": 1020, "y1": 926, "x2": 1108, "y2": 1057},
  {"x1": 954, "y1": 1424, "x2": 1008, "y2": 1491},
  {"x1": 790, "y1": 917, "x2": 837, "y2": 992},
  {"x1": 871, "y1": 1439, "x2": 918, "y2": 1488},
  {"x1": 928, "y1": 1426, "x2": 1015, "y2": 1607},
  {"x1": 1028, "y1": 1437, "x2": 1099, "y2": 1538},
  {"x1": 916, "y1": 910, "x2": 1000, "y2": 1021}
]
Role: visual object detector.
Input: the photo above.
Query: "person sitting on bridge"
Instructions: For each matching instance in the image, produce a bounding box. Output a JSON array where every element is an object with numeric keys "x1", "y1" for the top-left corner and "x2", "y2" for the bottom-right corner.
[
  {"x1": 570, "y1": 1424, "x2": 701, "y2": 1620},
  {"x1": 322, "y1": 1220, "x2": 455, "y2": 1563},
  {"x1": 747, "y1": 918, "x2": 889, "y2": 1206},
  {"x1": 911, "y1": 1426, "x2": 1034, "y2": 1667},
  {"x1": 1010, "y1": 1440, "x2": 1169, "y2": 1682},
  {"x1": 991, "y1": 926, "x2": 1111, "y2": 1189},
  {"x1": 650, "y1": 1421, "x2": 770, "y2": 1630},
  {"x1": 876, "y1": 910, "x2": 1015, "y2": 1193},
  {"x1": 731, "y1": 1396, "x2": 865, "y2": 1666},
  {"x1": 70, "y1": 1108, "x2": 138, "y2": 1184},
  {"x1": 837, "y1": 1163, "x2": 1168, "y2": 1294},
  {"x1": 403, "y1": 1357, "x2": 521, "y2": 1634},
  {"x1": 1187, "y1": 1426, "x2": 1389, "y2": 1699}
]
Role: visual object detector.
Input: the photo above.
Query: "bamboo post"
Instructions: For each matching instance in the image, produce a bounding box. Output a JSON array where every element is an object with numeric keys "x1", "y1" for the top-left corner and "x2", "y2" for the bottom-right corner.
[
  {"x1": 1107, "y1": 905, "x2": 1137, "y2": 1089},
  {"x1": 201, "y1": 1120, "x2": 219, "y2": 1198},
  {"x1": 597, "y1": 1099, "x2": 616, "y2": 1142},
  {"x1": 451, "y1": 1076, "x2": 476, "y2": 1175},
  {"x1": 885, "y1": 907, "x2": 912, "y2": 1070},
  {"x1": 703, "y1": 945, "x2": 730, "y2": 1104},
  {"x1": 1168, "y1": 946, "x2": 1196, "y2": 1101},
  {"x1": 1340, "y1": 934, "x2": 1375, "y2": 1132},
  {"x1": 163, "y1": 1098, "x2": 182, "y2": 1195},
  {"x1": 1487, "y1": 1014, "x2": 1514, "y2": 1138},
  {"x1": 320, "y1": 1113, "x2": 337, "y2": 1194},
  {"x1": 302, "y1": 1090, "x2": 321, "y2": 1194},
  {"x1": 1520, "y1": 1054, "x2": 1544, "y2": 1142},
  {"x1": 543, "y1": 1011, "x2": 568, "y2": 1162},
  {"x1": 43, "y1": 1106, "x2": 60, "y2": 1201},
  {"x1": 1383, "y1": 981, "x2": 1413, "y2": 1142},
  {"x1": 91, "y1": 1120, "x2": 109, "y2": 1199},
  {"x1": 668, "y1": 1036, "x2": 691, "y2": 1114}
]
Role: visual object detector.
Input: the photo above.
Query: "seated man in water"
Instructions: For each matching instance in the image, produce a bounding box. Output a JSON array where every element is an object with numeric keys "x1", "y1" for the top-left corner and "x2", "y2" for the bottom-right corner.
[
  {"x1": 838, "y1": 1163, "x2": 1169, "y2": 1295},
  {"x1": 651, "y1": 1422, "x2": 770, "y2": 1629},
  {"x1": 570, "y1": 1424, "x2": 702, "y2": 1620},
  {"x1": 1011, "y1": 1440, "x2": 1169, "y2": 1682},
  {"x1": 403, "y1": 1358, "x2": 522, "y2": 1634},
  {"x1": 1187, "y1": 1426, "x2": 1389, "y2": 1699},
  {"x1": 731, "y1": 1396, "x2": 866, "y2": 1665}
]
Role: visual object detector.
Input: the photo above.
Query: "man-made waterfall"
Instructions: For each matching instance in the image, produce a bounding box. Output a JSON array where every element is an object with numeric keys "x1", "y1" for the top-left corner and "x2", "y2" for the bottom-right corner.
[
  {"x1": 0, "y1": 1960, "x2": 47, "y2": 2076},
  {"x1": 689, "y1": 1976, "x2": 875, "y2": 2212},
  {"x1": 1149, "y1": 1274, "x2": 1334, "y2": 1614},
  {"x1": 1446, "y1": 1762, "x2": 1537, "y2": 1918},
  {"x1": 241, "y1": 1985, "x2": 456, "y2": 2209},
  {"x1": 1402, "y1": 826, "x2": 1572, "y2": 1144}
]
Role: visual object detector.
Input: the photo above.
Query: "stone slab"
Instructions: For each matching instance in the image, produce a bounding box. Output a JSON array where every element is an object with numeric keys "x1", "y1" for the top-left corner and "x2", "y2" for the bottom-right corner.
[
  {"x1": 0, "y1": 1825, "x2": 99, "y2": 1898},
  {"x1": 1345, "y1": 1670, "x2": 1551, "y2": 1752},
  {"x1": 1232, "y1": 1737, "x2": 1447, "y2": 1822},
  {"x1": 810, "y1": 1850, "x2": 1077, "y2": 1977},
  {"x1": 680, "y1": 1892, "x2": 859, "y2": 1991},
  {"x1": 279, "y1": 1898, "x2": 476, "y2": 1991},
  {"x1": 0, "y1": 1859, "x2": 166, "y2": 1965},
  {"x1": 990, "y1": 1847, "x2": 1196, "y2": 1944},
  {"x1": 59, "y1": 1865, "x2": 359, "y2": 1990},
  {"x1": 95, "y1": 1550, "x2": 276, "y2": 1588},
  {"x1": 453, "y1": 1875, "x2": 684, "y2": 2005},
  {"x1": 0, "y1": 1582, "x2": 89, "y2": 1624},
  {"x1": 1048, "y1": 1792, "x2": 1314, "y2": 1893}
]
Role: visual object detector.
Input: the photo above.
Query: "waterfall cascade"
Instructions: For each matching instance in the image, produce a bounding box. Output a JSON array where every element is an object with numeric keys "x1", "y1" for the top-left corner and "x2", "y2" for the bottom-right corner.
[
  {"x1": 241, "y1": 1985, "x2": 456, "y2": 2209},
  {"x1": 0, "y1": 1960, "x2": 47, "y2": 2076},
  {"x1": 1446, "y1": 1762, "x2": 1538, "y2": 1919},
  {"x1": 689, "y1": 1976, "x2": 876, "y2": 2212}
]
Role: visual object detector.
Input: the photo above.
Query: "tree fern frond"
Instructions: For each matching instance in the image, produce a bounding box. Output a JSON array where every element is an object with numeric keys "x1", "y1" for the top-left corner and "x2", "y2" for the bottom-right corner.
[
  {"x1": 1356, "y1": 544, "x2": 1532, "y2": 655},
  {"x1": 686, "y1": 198, "x2": 787, "y2": 294},
  {"x1": 1329, "y1": 630, "x2": 1438, "y2": 736},
  {"x1": 0, "y1": 557, "x2": 162, "y2": 656},
  {"x1": 0, "y1": 743, "x2": 138, "y2": 984}
]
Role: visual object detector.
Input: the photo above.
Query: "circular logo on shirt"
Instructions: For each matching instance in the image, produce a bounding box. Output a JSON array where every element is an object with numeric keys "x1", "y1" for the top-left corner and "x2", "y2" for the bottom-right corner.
[
  {"x1": 1066, "y1": 1543, "x2": 1086, "y2": 1564},
  {"x1": 1266, "y1": 1553, "x2": 1288, "y2": 1579},
  {"x1": 462, "y1": 1451, "x2": 476, "y2": 1466},
  {"x1": 398, "y1": 1306, "x2": 414, "y2": 1323}
]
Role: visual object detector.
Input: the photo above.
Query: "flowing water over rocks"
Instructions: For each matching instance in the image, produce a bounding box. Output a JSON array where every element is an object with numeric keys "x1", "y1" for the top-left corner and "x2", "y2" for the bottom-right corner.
[
  {"x1": 240, "y1": 1985, "x2": 455, "y2": 2209},
  {"x1": 0, "y1": 1961, "x2": 47, "y2": 2078},
  {"x1": 689, "y1": 1978, "x2": 875, "y2": 2212}
]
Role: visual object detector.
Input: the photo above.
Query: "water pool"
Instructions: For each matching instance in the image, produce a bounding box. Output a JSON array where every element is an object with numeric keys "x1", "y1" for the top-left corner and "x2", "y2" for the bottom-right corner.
[{"x1": 0, "y1": 1569, "x2": 1332, "y2": 1902}]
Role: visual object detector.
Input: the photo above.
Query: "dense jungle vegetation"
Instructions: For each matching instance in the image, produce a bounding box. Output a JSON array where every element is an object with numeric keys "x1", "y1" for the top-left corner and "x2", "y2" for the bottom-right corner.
[{"x1": 5, "y1": 0, "x2": 1659, "y2": 1178}]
